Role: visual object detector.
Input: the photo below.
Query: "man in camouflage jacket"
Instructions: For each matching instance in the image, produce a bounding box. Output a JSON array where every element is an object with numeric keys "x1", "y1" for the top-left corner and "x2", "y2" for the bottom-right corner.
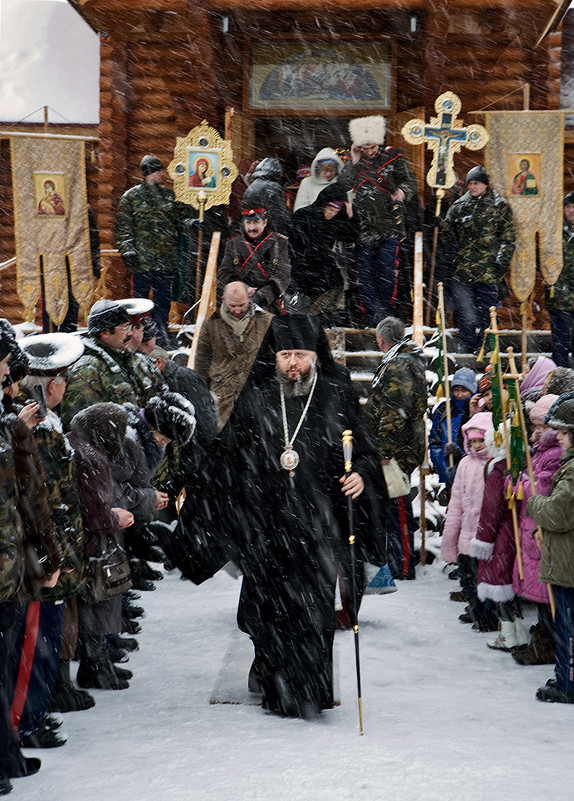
[
  {"x1": 365, "y1": 316, "x2": 427, "y2": 579},
  {"x1": 116, "y1": 155, "x2": 190, "y2": 345},
  {"x1": 338, "y1": 115, "x2": 418, "y2": 326},
  {"x1": 60, "y1": 299, "x2": 165, "y2": 429},
  {"x1": 546, "y1": 192, "x2": 574, "y2": 367},
  {"x1": 441, "y1": 166, "x2": 515, "y2": 352}
]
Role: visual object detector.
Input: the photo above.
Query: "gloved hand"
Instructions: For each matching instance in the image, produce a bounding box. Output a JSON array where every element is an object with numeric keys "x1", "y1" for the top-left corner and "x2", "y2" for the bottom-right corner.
[{"x1": 444, "y1": 442, "x2": 459, "y2": 456}]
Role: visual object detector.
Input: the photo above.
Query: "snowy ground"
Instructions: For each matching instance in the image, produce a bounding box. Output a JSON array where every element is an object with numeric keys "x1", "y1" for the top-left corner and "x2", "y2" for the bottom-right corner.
[{"x1": 16, "y1": 562, "x2": 572, "y2": 801}]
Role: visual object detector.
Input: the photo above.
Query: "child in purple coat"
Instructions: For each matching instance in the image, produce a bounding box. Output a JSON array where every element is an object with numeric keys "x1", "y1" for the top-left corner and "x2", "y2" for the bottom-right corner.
[
  {"x1": 470, "y1": 423, "x2": 527, "y2": 650},
  {"x1": 512, "y1": 395, "x2": 561, "y2": 665}
]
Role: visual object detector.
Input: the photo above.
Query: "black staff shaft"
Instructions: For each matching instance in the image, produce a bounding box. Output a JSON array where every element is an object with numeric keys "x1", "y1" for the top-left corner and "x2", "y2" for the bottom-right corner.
[{"x1": 342, "y1": 429, "x2": 363, "y2": 735}]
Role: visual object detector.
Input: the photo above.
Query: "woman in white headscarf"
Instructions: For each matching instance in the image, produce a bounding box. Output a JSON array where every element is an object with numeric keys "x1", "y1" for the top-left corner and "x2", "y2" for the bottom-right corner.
[{"x1": 293, "y1": 147, "x2": 344, "y2": 212}]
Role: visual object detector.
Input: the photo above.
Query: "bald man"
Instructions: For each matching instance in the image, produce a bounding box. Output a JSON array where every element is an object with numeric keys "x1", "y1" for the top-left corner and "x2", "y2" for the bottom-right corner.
[{"x1": 194, "y1": 281, "x2": 272, "y2": 429}]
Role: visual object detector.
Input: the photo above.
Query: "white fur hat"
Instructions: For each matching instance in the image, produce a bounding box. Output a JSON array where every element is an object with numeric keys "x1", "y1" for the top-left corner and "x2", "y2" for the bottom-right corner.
[{"x1": 349, "y1": 116, "x2": 386, "y2": 146}]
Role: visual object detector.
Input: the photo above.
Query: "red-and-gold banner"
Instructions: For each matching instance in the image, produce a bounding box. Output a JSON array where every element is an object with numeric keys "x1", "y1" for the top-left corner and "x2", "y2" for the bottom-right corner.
[
  {"x1": 10, "y1": 137, "x2": 94, "y2": 325},
  {"x1": 486, "y1": 111, "x2": 564, "y2": 303}
]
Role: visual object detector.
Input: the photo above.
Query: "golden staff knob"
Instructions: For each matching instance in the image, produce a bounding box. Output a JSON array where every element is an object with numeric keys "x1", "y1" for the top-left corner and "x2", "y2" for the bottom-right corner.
[{"x1": 342, "y1": 430, "x2": 353, "y2": 474}]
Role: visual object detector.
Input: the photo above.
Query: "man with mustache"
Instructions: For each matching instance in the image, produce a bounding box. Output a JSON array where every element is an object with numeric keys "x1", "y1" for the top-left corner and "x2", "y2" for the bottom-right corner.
[{"x1": 60, "y1": 299, "x2": 160, "y2": 428}]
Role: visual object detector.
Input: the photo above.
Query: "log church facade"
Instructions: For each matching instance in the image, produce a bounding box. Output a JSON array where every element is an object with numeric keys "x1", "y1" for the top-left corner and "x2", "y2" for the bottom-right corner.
[{"x1": 0, "y1": 0, "x2": 572, "y2": 323}]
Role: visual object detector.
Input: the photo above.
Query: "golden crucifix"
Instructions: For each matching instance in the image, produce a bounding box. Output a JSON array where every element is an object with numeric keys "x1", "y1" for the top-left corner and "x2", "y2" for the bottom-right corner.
[{"x1": 402, "y1": 92, "x2": 488, "y2": 325}]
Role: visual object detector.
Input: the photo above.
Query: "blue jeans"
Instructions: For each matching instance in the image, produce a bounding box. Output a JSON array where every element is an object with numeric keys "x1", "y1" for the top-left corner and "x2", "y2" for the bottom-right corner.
[
  {"x1": 451, "y1": 280, "x2": 498, "y2": 352},
  {"x1": 552, "y1": 585, "x2": 574, "y2": 694},
  {"x1": 132, "y1": 272, "x2": 173, "y2": 346},
  {"x1": 549, "y1": 309, "x2": 574, "y2": 367},
  {"x1": 356, "y1": 239, "x2": 400, "y2": 327}
]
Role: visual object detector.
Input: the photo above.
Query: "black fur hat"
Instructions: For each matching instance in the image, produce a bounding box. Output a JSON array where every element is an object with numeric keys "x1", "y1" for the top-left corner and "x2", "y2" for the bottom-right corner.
[
  {"x1": 144, "y1": 392, "x2": 196, "y2": 446},
  {"x1": 466, "y1": 165, "x2": 489, "y2": 185},
  {"x1": 0, "y1": 318, "x2": 16, "y2": 362},
  {"x1": 141, "y1": 155, "x2": 163, "y2": 177}
]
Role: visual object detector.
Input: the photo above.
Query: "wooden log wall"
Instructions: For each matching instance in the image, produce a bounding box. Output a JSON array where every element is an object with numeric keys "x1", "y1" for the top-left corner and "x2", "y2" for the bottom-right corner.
[
  {"x1": 0, "y1": 1, "x2": 570, "y2": 327},
  {"x1": 95, "y1": 5, "x2": 221, "y2": 297}
]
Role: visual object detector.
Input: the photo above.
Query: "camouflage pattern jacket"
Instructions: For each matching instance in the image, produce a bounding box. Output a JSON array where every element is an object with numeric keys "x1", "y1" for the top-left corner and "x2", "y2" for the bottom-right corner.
[
  {"x1": 545, "y1": 222, "x2": 574, "y2": 312},
  {"x1": 442, "y1": 187, "x2": 516, "y2": 284},
  {"x1": 0, "y1": 417, "x2": 24, "y2": 600},
  {"x1": 115, "y1": 181, "x2": 188, "y2": 274},
  {"x1": 338, "y1": 148, "x2": 418, "y2": 245},
  {"x1": 24, "y1": 403, "x2": 87, "y2": 600},
  {"x1": 365, "y1": 338, "x2": 428, "y2": 475},
  {"x1": 60, "y1": 337, "x2": 165, "y2": 429}
]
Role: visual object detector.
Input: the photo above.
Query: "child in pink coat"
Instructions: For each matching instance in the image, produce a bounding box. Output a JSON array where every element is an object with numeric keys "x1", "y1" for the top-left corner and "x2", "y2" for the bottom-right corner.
[{"x1": 441, "y1": 412, "x2": 493, "y2": 619}]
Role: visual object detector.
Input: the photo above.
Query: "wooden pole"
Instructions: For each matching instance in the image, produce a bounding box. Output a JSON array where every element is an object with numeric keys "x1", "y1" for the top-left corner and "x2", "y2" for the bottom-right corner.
[
  {"x1": 413, "y1": 231, "x2": 424, "y2": 346},
  {"x1": 521, "y1": 303, "x2": 528, "y2": 373},
  {"x1": 194, "y1": 191, "x2": 208, "y2": 322},
  {"x1": 414, "y1": 230, "x2": 427, "y2": 565},
  {"x1": 489, "y1": 308, "x2": 523, "y2": 580},
  {"x1": 425, "y1": 189, "x2": 445, "y2": 328},
  {"x1": 419, "y1": 415, "x2": 429, "y2": 567},
  {"x1": 438, "y1": 282, "x2": 453, "y2": 467},
  {"x1": 188, "y1": 231, "x2": 221, "y2": 369}
]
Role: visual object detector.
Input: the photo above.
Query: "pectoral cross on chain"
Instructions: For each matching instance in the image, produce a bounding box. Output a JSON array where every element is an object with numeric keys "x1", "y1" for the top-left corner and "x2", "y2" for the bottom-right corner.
[{"x1": 402, "y1": 91, "x2": 488, "y2": 191}]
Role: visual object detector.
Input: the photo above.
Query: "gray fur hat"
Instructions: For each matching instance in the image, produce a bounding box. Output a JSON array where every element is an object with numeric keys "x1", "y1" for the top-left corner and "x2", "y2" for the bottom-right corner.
[
  {"x1": 20, "y1": 333, "x2": 84, "y2": 376},
  {"x1": 545, "y1": 392, "x2": 574, "y2": 431},
  {"x1": 87, "y1": 299, "x2": 131, "y2": 335},
  {"x1": 546, "y1": 367, "x2": 574, "y2": 396}
]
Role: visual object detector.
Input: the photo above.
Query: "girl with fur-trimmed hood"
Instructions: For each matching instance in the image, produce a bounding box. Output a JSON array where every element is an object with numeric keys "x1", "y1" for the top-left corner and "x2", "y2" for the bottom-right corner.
[
  {"x1": 441, "y1": 412, "x2": 492, "y2": 615},
  {"x1": 469, "y1": 422, "x2": 525, "y2": 646}
]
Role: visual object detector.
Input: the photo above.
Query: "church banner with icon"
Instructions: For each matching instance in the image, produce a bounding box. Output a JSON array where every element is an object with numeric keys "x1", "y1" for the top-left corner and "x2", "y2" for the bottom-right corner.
[
  {"x1": 10, "y1": 137, "x2": 94, "y2": 324},
  {"x1": 485, "y1": 112, "x2": 564, "y2": 302}
]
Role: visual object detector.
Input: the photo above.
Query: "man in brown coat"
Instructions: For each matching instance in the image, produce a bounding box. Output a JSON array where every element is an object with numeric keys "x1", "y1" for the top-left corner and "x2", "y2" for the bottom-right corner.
[
  {"x1": 194, "y1": 281, "x2": 272, "y2": 429},
  {"x1": 217, "y1": 207, "x2": 291, "y2": 314}
]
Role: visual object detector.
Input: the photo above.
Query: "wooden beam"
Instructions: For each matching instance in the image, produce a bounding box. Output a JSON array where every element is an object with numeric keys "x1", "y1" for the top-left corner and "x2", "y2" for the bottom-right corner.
[{"x1": 208, "y1": 0, "x2": 554, "y2": 9}]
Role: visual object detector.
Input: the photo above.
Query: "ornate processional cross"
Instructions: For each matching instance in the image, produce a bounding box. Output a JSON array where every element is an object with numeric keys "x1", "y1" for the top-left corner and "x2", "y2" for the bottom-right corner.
[
  {"x1": 402, "y1": 92, "x2": 489, "y2": 327},
  {"x1": 402, "y1": 91, "x2": 488, "y2": 193}
]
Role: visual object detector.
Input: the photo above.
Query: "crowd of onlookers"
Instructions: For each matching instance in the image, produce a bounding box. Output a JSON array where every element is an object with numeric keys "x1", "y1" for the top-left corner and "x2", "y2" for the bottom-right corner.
[
  {"x1": 433, "y1": 355, "x2": 574, "y2": 705},
  {"x1": 0, "y1": 300, "x2": 217, "y2": 795}
]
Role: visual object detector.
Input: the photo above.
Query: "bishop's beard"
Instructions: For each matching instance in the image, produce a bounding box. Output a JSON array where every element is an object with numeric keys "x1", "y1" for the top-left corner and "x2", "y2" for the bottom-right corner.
[{"x1": 276, "y1": 361, "x2": 317, "y2": 397}]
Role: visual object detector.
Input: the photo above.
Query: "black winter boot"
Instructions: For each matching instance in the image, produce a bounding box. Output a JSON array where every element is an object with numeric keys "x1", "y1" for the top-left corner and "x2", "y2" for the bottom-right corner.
[
  {"x1": 48, "y1": 660, "x2": 96, "y2": 713},
  {"x1": 107, "y1": 634, "x2": 139, "y2": 652},
  {"x1": 76, "y1": 635, "x2": 129, "y2": 691},
  {"x1": 0, "y1": 778, "x2": 12, "y2": 795},
  {"x1": 6, "y1": 754, "x2": 41, "y2": 779}
]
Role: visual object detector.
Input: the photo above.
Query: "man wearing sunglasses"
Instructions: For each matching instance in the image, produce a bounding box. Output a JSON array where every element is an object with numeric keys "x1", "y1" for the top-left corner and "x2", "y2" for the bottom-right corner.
[{"x1": 60, "y1": 299, "x2": 160, "y2": 428}]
